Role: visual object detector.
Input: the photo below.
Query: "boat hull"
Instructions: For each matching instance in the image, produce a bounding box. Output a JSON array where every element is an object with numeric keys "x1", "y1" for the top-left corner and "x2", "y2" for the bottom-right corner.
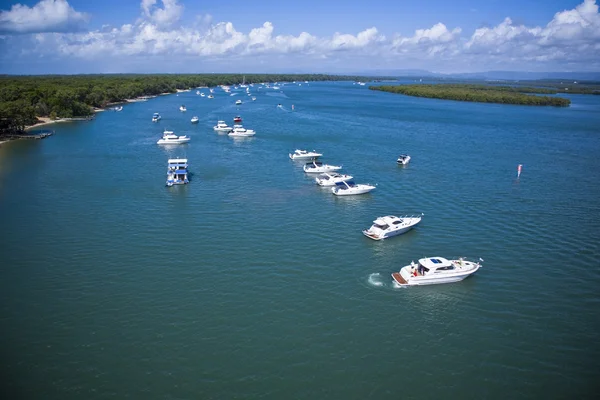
[
  {"x1": 363, "y1": 226, "x2": 412, "y2": 240},
  {"x1": 304, "y1": 166, "x2": 342, "y2": 173},
  {"x1": 157, "y1": 138, "x2": 190, "y2": 144},
  {"x1": 332, "y1": 185, "x2": 375, "y2": 196}
]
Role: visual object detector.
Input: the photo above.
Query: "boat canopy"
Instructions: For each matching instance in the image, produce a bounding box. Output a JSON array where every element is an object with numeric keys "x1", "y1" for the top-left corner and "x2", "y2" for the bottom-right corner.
[
  {"x1": 168, "y1": 158, "x2": 188, "y2": 163},
  {"x1": 306, "y1": 162, "x2": 322, "y2": 167},
  {"x1": 419, "y1": 257, "x2": 452, "y2": 269},
  {"x1": 170, "y1": 169, "x2": 188, "y2": 174}
]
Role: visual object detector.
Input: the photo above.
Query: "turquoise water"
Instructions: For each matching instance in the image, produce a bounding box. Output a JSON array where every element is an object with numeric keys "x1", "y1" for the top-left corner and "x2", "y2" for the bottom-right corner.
[{"x1": 1, "y1": 82, "x2": 599, "y2": 399}]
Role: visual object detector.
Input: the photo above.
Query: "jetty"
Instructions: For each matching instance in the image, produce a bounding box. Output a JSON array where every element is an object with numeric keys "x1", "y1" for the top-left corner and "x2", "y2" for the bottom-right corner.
[{"x1": 1, "y1": 130, "x2": 54, "y2": 141}]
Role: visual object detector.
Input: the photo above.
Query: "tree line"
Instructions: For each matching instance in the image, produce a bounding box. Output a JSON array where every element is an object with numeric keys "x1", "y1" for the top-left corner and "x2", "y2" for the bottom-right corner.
[
  {"x1": 0, "y1": 74, "x2": 371, "y2": 134},
  {"x1": 370, "y1": 84, "x2": 571, "y2": 107}
]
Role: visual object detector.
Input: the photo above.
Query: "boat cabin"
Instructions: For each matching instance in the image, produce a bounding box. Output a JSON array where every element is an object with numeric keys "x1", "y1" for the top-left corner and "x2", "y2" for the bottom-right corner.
[
  {"x1": 166, "y1": 158, "x2": 189, "y2": 186},
  {"x1": 335, "y1": 180, "x2": 356, "y2": 188},
  {"x1": 305, "y1": 161, "x2": 323, "y2": 168},
  {"x1": 415, "y1": 257, "x2": 455, "y2": 275}
]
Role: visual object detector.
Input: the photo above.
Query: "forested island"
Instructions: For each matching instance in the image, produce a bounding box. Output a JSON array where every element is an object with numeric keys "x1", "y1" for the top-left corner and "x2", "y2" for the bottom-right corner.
[
  {"x1": 370, "y1": 84, "x2": 571, "y2": 106},
  {"x1": 0, "y1": 74, "x2": 368, "y2": 135}
]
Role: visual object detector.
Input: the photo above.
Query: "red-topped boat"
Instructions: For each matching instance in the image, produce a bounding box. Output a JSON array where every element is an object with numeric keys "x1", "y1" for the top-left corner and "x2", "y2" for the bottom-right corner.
[{"x1": 234, "y1": 116, "x2": 242, "y2": 123}]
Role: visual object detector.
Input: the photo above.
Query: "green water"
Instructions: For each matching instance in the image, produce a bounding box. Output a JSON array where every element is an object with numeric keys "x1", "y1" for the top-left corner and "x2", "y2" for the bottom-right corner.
[{"x1": 1, "y1": 82, "x2": 599, "y2": 399}]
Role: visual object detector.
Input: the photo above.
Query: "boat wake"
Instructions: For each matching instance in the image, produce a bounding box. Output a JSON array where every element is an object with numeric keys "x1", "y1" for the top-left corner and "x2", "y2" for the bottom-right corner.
[{"x1": 367, "y1": 273, "x2": 385, "y2": 287}]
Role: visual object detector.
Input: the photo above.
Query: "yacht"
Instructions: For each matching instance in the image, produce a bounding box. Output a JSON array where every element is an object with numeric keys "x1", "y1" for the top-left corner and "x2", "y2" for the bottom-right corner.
[
  {"x1": 200, "y1": 92, "x2": 206, "y2": 97},
  {"x1": 303, "y1": 161, "x2": 342, "y2": 174},
  {"x1": 289, "y1": 149, "x2": 322, "y2": 160},
  {"x1": 157, "y1": 130, "x2": 190, "y2": 145},
  {"x1": 392, "y1": 257, "x2": 483, "y2": 286},
  {"x1": 331, "y1": 180, "x2": 376, "y2": 196},
  {"x1": 228, "y1": 125, "x2": 256, "y2": 137},
  {"x1": 236, "y1": 99, "x2": 242, "y2": 105},
  {"x1": 315, "y1": 172, "x2": 353, "y2": 186},
  {"x1": 397, "y1": 154, "x2": 411, "y2": 165},
  {"x1": 179, "y1": 105, "x2": 186, "y2": 112},
  {"x1": 152, "y1": 112, "x2": 161, "y2": 122},
  {"x1": 114, "y1": 106, "x2": 123, "y2": 111},
  {"x1": 362, "y1": 214, "x2": 423, "y2": 240},
  {"x1": 191, "y1": 116, "x2": 199, "y2": 124},
  {"x1": 166, "y1": 158, "x2": 189, "y2": 186},
  {"x1": 213, "y1": 120, "x2": 233, "y2": 132},
  {"x1": 208, "y1": 95, "x2": 214, "y2": 99}
]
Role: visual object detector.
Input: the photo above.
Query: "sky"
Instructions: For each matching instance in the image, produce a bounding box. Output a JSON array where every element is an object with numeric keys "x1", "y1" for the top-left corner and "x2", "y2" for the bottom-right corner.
[{"x1": 0, "y1": 0, "x2": 598, "y2": 74}]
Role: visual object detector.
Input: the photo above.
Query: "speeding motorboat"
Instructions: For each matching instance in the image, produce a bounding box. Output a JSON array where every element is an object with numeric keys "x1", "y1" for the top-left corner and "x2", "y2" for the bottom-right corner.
[
  {"x1": 362, "y1": 214, "x2": 423, "y2": 240},
  {"x1": 213, "y1": 120, "x2": 233, "y2": 132},
  {"x1": 331, "y1": 180, "x2": 375, "y2": 196},
  {"x1": 166, "y1": 158, "x2": 189, "y2": 186},
  {"x1": 152, "y1": 112, "x2": 161, "y2": 122},
  {"x1": 190, "y1": 116, "x2": 199, "y2": 124},
  {"x1": 397, "y1": 154, "x2": 411, "y2": 165},
  {"x1": 228, "y1": 125, "x2": 256, "y2": 137},
  {"x1": 392, "y1": 257, "x2": 483, "y2": 286},
  {"x1": 303, "y1": 161, "x2": 342, "y2": 174},
  {"x1": 157, "y1": 130, "x2": 190, "y2": 145},
  {"x1": 315, "y1": 172, "x2": 353, "y2": 186},
  {"x1": 179, "y1": 105, "x2": 187, "y2": 112},
  {"x1": 289, "y1": 149, "x2": 323, "y2": 160}
]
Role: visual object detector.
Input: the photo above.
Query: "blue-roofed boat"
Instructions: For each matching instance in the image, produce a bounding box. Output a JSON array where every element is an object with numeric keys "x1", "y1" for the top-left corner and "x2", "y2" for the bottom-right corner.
[
  {"x1": 152, "y1": 112, "x2": 161, "y2": 122},
  {"x1": 166, "y1": 158, "x2": 189, "y2": 186}
]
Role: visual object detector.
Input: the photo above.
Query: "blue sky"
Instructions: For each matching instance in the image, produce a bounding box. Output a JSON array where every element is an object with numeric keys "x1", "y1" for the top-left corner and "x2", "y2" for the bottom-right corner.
[{"x1": 0, "y1": 0, "x2": 598, "y2": 74}]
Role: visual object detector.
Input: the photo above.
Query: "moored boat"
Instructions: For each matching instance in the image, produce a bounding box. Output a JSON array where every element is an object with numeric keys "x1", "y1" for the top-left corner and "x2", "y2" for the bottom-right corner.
[
  {"x1": 152, "y1": 112, "x2": 161, "y2": 122},
  {"x1": 166, "y1": 158, "x2": 189, "y2": 186},
  {"x1": 315, "y1": 172, "x2": 353, "y2": 186},
  {"x1": 235, "y1": 99, "x2": 242, "y2": 105},
  {"x1": 228, "y1": 125, "x2": 256, "y2": 137},
  {"x1": 179, "y1": 105, "x2": 187, "y2": 112},
  {"x1": 289, "y1": 149, "x2": 322, "y2": 160},
  {"x1": 303, "y1": 161, "x2": 342, "y2": 173},
  {"x1": 397, "y1": 154, "x2": 411, "y2": 165},
  {"x1": 213, "y1": 120, "x2": 233, "y2": 132},
  {"x1": 191, "y1": 116, "x2": 199, "y2": 124},
  {"x1": 234, "y1": 116, "x2": 242, "y2": 123},
  {"x1": 392, "y1": 257, "x2": 483, "y2": 286},
  {"x1": 331, "y1": 180, "x2": 375, "y2": 196},
  {"x1": 362, "y1": 214, "x2": 423, "y2": 240},
  {"x1": 157, "y1": 130, "x2": 190, "y2": 145}
]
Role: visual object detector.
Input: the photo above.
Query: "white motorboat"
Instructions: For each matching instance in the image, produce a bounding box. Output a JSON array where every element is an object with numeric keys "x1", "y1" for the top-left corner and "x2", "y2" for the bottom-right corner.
[
  {"x1": 157, "y1": 130, "x2": 190, "y2": 145},
  {"x1": 392, "y1": 257, "x2": 483, "y2": 286},
  {"x1": 179, "y1": 105, "x2": 186, "y2": 112},
  {"x1": 362, "y1": 214, "x2": 423, "y2": 240},
  {"x1": 289, "y1": 149, "x2": 323, "y2": 160},
  {"x1": 331, "y1": 180, "x2": 375, "y2": 196},
  {"x1": 236, "y1": 99, "x2": 242, "y2": 105},
  {"x1": 196, "y1": 90, "x2": 200, "y2": 95},
  {"x1": 397, "y1": 154, "x2": 411, "y2": 165},
  {"x1": 208, "y1": 95, "x2": 214, "y2": 99},
  {"x1": 114, "y1": 106, "x2": 123, "y2": 111},
  {"x1": 166, "y1": 158, "x2": 189, "y2": 186},
  {"x1": 191, "y1": 116, "x2": 199, "y2": 124},
  {"x1": 252, "y1": 96, "x2": 257, "y2": 101},
  {"x1": 213, "y1": 120, "x2": 233, "y2": 132},
  {"x1": 200, "y1": 93, "x2": 206, "y2": 97},
  {"x1": 152, "y1": 112, "x2": 161, "y2": 122},
  {"x1": 315, "y1": 172, "x2": 353, "y2": 186},
  {"x1": 303, "y1": 161, "x2": 342, "y2": 174},
  {"x1": 228, "y1": 125, "x2": 256, "y2": 137}
]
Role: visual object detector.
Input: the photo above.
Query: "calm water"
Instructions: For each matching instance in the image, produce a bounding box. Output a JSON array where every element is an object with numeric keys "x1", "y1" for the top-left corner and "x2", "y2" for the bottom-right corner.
[{"x1": 1, "y1": 82, "x2": 599, "y2": 399}]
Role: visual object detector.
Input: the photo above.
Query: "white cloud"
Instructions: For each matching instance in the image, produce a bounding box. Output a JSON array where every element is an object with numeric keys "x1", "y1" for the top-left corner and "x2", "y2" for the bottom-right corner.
[
  {"x1": 2, "y1": 0, "x2": 600, "y2": 72},
  {"x1": 0, "y1": 0, "x2": 89, "y2": 34},
  {"x1": 140, "y1": 0, "x2": 183, "y2": 28}
]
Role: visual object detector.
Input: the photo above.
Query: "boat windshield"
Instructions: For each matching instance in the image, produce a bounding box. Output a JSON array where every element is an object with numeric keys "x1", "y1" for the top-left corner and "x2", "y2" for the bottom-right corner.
[
  {"x1": 392, "y1": 219, "x2": 404, "y2": 225},
  {"x1": 374, "y1": 223, "x2": 389, "y2": 230}
]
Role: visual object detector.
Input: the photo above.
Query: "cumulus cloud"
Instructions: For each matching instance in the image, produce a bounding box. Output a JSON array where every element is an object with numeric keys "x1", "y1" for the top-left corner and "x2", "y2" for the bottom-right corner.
[
  {"x1": 0, "y1": 0, "x2": 89, "y2": 34},
  {"x1": 2, "y1": 0, "x2": 600, "y2": 72},
  {"x1": 141, "y1": 0, "x2": 183, "y2": 27}
]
